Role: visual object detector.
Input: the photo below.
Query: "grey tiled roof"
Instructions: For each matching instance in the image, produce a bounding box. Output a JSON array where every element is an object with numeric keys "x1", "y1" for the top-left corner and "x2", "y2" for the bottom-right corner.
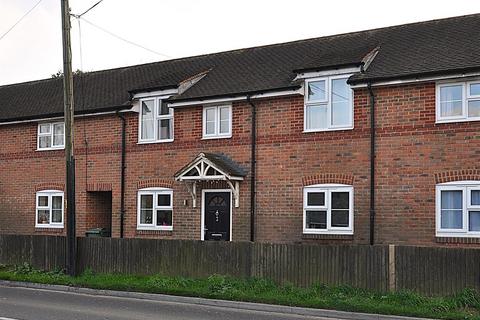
[
  {"x1": 1, "y1": 14, "x2": 479, "y2": 122},
  {"x1": 202, "y1": 153, "x2": 247, "y2": 177}
]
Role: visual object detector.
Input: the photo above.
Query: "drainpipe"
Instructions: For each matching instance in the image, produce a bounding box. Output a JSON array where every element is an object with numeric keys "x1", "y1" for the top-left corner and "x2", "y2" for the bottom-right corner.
[
  {"x1": 367, "y1": 83, "x2": 376, "y2": 246},
  {"x1": 116, "y1": 111, "x2": 126, "y2": 238},
  {"x1": 247, "y1": 95, "x2": 256, "y2": 242}
]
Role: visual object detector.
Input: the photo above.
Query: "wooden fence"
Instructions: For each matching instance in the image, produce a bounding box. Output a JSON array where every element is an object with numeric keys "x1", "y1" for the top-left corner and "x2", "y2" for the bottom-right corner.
[{"x1": 0, "y1": 235, "x2": 479, "y2": 296}]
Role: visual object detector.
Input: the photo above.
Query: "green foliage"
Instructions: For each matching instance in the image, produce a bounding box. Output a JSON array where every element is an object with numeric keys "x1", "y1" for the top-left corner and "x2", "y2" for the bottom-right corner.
[
  {"x1": 13, "y1": 263, "x2": 38, "y2": 275},
  {"x1": 81, "y1": 268, "x2": 96, "y2": 278},
  {"x1": 0, "y1": 265, "x2": 479, "y2": 320},
  {"x1": 207, "y1": 274, "x2": 233, "y2": 295},
  {"x1": 453, "y1": 288, "x2": 480, "y2": 309},
  {"x1": 245, "y1": 277, "x2": 276, "y2": 293},
  {"x1": 51, "y1": 69, "x2": 84, "y2": 78},
  {"x1": 147, "y1": 275, "x2": 193, "y2": 291}
]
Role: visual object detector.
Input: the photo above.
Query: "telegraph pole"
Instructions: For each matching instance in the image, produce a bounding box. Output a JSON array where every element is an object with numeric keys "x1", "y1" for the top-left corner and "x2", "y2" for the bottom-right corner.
[{"x1": 61, "y1": 0, "x2": 76, "y2": 276}]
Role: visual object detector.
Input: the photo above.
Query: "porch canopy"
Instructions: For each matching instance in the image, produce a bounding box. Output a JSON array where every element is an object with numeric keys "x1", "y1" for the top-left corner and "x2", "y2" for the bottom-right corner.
[{"x1": 174, "y1": 153, "x2": 246, "y2": 207}]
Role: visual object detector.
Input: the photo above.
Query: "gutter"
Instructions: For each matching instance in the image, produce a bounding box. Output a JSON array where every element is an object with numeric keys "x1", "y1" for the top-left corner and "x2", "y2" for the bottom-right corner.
[
  {"x1": 0, "y1": 105, "x2": 133, "y2": 126},
  {"x1": 167, "y1": 85, "x2": 302, "y2": 107},
  {"x1": 348, "y1": 65, "x2": 480, "y2": 87},
  {"x1": 246, "y1": 95, "x2": 257, "y2": 242},
  {"x1": 116, "y1": 111, "x2": 127, "y2": 239},
  {"x1": 367, "y1": 83, "x2": 376, "y2": 246}
]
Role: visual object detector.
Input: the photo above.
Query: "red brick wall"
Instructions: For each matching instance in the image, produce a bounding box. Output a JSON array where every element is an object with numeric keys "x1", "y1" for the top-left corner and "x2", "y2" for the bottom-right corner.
[
  {"x1": 0, "y1": 114, "x2": 122, "y2": 237},
  {"x1": 0, "y1": 81, "x2": 479, "y2": 246},
  {"x1": 253, "y1": 95, "x2": 370, "y2": 243},
  {"x1": 367, "y1": 83, "x2": 480, "y2": 246}
]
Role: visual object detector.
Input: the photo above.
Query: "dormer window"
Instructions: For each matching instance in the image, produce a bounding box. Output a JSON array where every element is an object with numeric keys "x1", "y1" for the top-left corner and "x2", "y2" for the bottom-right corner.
[
  {"x1": 304, "y1": 76, "x2": 353, "y2": 132},
  {"x1": 139, "y1": 98, "x2": 173, "y2": 143}
]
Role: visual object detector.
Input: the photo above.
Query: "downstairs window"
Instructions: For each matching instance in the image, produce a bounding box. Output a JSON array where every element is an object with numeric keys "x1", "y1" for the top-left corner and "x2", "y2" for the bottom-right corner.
[
  {"x1": 36, "y1": 190, "x2": 64, "y2": 228},
  {"x1": 137, "y1": 188, "x2": 173, "y2": 231},
  {"x1": 303, "y1": 184, "x2": 353, "y2": 234},
  {"x1": 436, "y1": 181, "x2": 480, "y2": 237}
]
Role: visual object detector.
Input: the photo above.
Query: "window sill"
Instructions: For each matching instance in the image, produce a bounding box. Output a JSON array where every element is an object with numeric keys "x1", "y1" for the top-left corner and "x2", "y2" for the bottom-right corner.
[
  {"x1": 35, "y1": 225, "x2": 64, "y2": 230},
  {"x1": 201, "y1": 135, "x2": 232, "y2": 140},
  {"x1": 137, "y1": 226, "x2": 173, "y2": 232},
  {"x1": 435, "y1": 117, "x2": 480, "y2": 124},
  {"x1": 137, "y1": 139, "x2": 174, "y2": 145},
  {"x1": 36, "y1": 147, "x2": 65, "y2": 152},
  {"x1": 303, "y1": 230, "x2": 353, "y2": 235},
  {"x1": 436, "y1": 232, "x2": 480, "y2": 238},
  {"x1": 303, "y1": 126, "x2": 354, "y2": 133}
]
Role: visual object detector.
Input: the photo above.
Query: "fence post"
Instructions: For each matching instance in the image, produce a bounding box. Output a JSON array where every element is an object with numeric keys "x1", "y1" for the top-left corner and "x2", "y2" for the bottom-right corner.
[{"x1": 388, "y1": 244, "x2": 396, "y2": 292}]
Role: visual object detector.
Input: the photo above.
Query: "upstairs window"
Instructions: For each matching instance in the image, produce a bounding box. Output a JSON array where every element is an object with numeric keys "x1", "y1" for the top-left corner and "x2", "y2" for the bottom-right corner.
[
  {"x1": 36, "y1": 190, "x2": 64, "y2": 228},
  {"x1": 304, "y1": 76, "x2": 353, "y2": 132},
  {"x1": 139, "y1": 98, "x2": 173, "y2": 143},
  {"x1": 436, "y1": 81, "x2": 480, "y2": 123},
  {"x1": 38, "y1": 122, "x2": 64, "y2": 150},
  {"x1": 202, "y1": 105, "x2": 232, "y2": 139},
  {"x1": 303, "y1": 184, "x2": 353, "y2": 234},
  {"x1": 137, "y1": 188, "x2": 173, "y2": 231},
  {"x1": 436, "y1": 182, "x2": 480, "y2": 237}
]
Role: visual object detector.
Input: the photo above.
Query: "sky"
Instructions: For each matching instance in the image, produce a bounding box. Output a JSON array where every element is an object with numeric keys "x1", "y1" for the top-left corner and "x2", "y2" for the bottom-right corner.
[{"x1": 0, "y1": 0, "x2": 479, "y2": 86}]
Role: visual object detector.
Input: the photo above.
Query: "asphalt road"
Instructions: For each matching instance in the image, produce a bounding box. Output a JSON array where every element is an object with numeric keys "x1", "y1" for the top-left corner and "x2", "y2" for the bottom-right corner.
[{"x1": 0, "y1": 285, "x2": 338, "y2": 320}]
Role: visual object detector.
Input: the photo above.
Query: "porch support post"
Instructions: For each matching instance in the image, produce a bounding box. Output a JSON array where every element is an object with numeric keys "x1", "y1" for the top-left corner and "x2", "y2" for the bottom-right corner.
[
  {"x1": 192, "y1": 182, "x2": 197, "y2": 208},
  {"x1": 226, "y1": 180, "x2": 240, "y2": 208},
  {"x1": 183, "y1": 180, "x2": 197, "y2": 208}
]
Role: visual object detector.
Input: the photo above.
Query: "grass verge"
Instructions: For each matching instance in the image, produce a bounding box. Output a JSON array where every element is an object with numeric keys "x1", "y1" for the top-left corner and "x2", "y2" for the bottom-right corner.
[{"x1": 0, "y1": 263, "x2": 479, "y2": 319}]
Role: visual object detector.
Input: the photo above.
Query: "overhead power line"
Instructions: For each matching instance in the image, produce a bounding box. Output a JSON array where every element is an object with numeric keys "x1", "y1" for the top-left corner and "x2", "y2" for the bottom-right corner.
[
  {"x1": 0, "y1": 0, "x2": 44, "y2": 41},
  {"x1": 78, "y1": 17, "x2": 171, "y2": 59},
  {"x1": 76, "y1": 0, "x2": 104, "y2": 18},
  {"x1": 71, "y1": 0, "x2": 106, "y2": 70}
]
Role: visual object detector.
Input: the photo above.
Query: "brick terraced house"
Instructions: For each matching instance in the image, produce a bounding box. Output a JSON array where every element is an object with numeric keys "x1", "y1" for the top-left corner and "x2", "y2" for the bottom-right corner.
[{"x1": 1, "y1": 14, "x2": 480, "y2": 246}]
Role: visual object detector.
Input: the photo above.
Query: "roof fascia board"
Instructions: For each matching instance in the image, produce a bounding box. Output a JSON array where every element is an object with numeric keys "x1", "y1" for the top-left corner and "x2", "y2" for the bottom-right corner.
[
  {"x1": 294, "y1": 66, "x2": 361, "y2": 81},
  {"x1": 350, "y1": 72, "x2": 480, "y2": 88},
  {"x1": 132, "y1": 88, "x2": 179, "y2": 99},
  {"x1": 168, "y1": 87, "x2": 303, "y2": 108},
  {"x1": 0, "y1": 108, "x2": 134, "y2": 126}
]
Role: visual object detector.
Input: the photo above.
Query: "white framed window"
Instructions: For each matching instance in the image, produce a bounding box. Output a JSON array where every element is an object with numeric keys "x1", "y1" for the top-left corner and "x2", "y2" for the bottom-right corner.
[
  {"x1": 303, "y1": 184, "x2": 353, "y2": 235},
  {"x1": 436, "y1": 181, "x2": 480, "y2": 237},
  {"x1": 139, "y1": 98, "x2": 174, "y2": 143},
  {"x1": 36, "y1": 190, "x2": 64, "y2": 228},
  {"x1": 37, "y1": 122, "x2": 65, "y2": 150},
  {"x1": 202, "y1": 104, "x2": 232, "y2": 139},
  {"x1": 436, "y1": 81, "x2": 480, "y2": 123},
  {"x1": 304, "y1": 75, "x2": 353, "y2": 132},
  {"x1": 137, "y1": 188, "x2": 173, "y2": 231}
]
